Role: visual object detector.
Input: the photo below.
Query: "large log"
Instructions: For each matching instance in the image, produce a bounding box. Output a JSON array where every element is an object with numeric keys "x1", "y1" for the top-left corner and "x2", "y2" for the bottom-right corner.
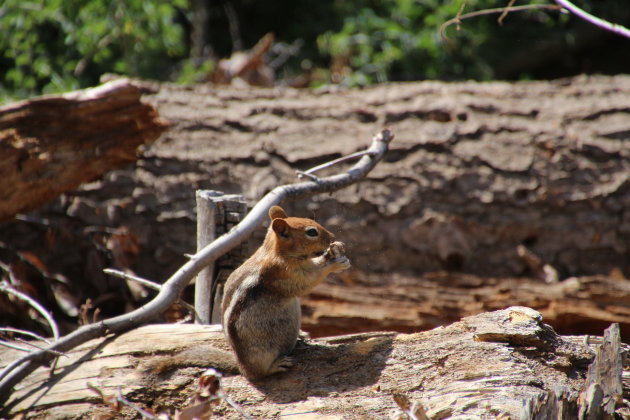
[
  {"x1": 0, "y1": 307, "x2": 627, "y2": 418},
  {"x1": 1, "y1": 75, "x2": 630, "y2": 346},
  {"x1": 0, "y1": 79, "x2": 169, "y2": 222}
]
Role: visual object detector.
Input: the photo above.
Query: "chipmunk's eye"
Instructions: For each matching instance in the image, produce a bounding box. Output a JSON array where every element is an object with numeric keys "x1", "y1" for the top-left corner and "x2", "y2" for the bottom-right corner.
[{"x1": 305, "y1": 227, "x2": 319, "y2": 238}]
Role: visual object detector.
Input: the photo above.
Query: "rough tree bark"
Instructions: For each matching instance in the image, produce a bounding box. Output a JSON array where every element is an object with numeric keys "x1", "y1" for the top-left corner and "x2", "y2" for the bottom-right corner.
[
  {"x1": 0, "y1": 79, "x2": 169, "y2": 222},
  {"x1": 1, "y1": 307, "x2": 627, "y2": 419},
  {"x1": 1, "y1": 76, "x2": 629, "y2": 357}
]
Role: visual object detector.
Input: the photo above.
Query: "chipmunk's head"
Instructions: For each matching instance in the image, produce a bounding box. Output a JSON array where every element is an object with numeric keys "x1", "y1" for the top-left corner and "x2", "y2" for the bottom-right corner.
[{"x1": 267, "y1": 205, "x2": 335, "y2": 259}]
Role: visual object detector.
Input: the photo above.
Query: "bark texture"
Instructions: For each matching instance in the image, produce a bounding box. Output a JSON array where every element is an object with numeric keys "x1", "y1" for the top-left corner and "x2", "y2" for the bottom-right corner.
[
  {"x1": 1, "y1": 75, "x2": 629, "y2": 342},
  {"x1": 0, "y1": 79, "x2": 168, "y2": 222},
  {"x1": 1, "y1": 307, "x2": 627, "y2": 419}
]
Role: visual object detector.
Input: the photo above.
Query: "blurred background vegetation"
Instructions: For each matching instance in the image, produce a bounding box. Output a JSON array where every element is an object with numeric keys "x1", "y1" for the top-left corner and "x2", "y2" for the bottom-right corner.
[{"x1": 0, "y1": 0, "x2": 628, "y2": 100}]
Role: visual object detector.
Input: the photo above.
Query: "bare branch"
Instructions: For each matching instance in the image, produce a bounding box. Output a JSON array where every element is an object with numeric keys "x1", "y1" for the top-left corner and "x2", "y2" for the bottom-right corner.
[
  {"x1": 440, "y1": 4, "x2": 563, "y2": 41},
  {"x1": 0, "y1": 129, "x2": 394, "y2": 400},
  {"x1": 0, "y1": 341, "x2": 31, "y2": 353},
  {"x1": 0, "y1": 327, "x2": 51, "y2": 344},
  {"x1": 0, "y1": 282, "x2": 60, "y2": 341},
  {"x1": 103, "y1": 268, "x2": 161, "y2": 291},
  {"x1": 296, "y1": 150, "x2": 376, "y2": 179},
  {"x1": 104, "y1": 268, "x2": 198, "y2": 318},
  {"x1": 555, "y1": 0, "x2": 630, "y2": 39}
]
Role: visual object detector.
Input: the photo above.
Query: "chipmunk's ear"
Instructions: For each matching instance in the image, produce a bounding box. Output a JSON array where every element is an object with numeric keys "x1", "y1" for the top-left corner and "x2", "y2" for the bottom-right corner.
[
  {"x1": 271, "y1": 218, "x2": 290, "y2": 238},
  {"x1": 269, "y1": 206, "x2": 287, "y2": 220}
]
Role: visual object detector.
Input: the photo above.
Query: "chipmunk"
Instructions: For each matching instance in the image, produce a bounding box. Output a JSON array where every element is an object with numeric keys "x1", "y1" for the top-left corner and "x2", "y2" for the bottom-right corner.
[
  {"x1": 221, "y1": 205, "x2": 351, "y2": 380},
  {"x1": 142, "y1": 205, "x2": 349, "y2": 381}
]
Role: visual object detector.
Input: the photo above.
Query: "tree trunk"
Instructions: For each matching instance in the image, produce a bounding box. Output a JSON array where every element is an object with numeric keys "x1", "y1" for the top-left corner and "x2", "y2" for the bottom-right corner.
[
  {"x1": 1, "y1": 307, "x2": 626, "y2": 419},
  {"x1": 0, "y1": 79, "x2": 168, "y2": 222}
]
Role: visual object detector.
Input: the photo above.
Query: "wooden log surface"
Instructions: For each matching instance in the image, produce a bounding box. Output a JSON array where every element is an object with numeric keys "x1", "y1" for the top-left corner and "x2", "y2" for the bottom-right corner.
[
  {"x1": 301, "y1": 272, "x2": 630, "y2": 339},
  {"x1": 1, "y1": 75, "x2": 630, "y2": 364},
  {"x1": 0, "y1": 79, "x2": 168, "y2": 222},
  {"x1": 1, "y1": 307, "x2": 627, "y2": 419}
]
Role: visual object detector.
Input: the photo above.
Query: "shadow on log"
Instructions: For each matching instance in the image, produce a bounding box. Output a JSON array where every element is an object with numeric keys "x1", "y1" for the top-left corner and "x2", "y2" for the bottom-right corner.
[
  {"x1": 1, "y1": 307, "x2": 627, "y2": 418},
  {"x1": 0, "y1": 79, "x2": 169, "y2": 222}
]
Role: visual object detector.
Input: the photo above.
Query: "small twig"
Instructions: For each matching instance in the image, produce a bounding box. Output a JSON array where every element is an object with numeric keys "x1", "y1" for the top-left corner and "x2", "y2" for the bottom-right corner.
[
  {"x1": 0, "y1": 261, "x2": 17, "y2": 284},
  {"x1": 0, "y1": 341, "x2": 31, "y2": 353},
  {"x1": 295, "y1": 171, "x2": 322, "y2": 182},
  {"x1": 440, "y1": 4, "x2": 563, "y2": 41},
  {"x1": 454, "y1": 0, "x2": 467, "y2": 31},
  {"x1": 0, "y1": 281, "x2": 61, "y2": 377},
  {"x1": 555, "y1": 0, "x2": 630, "y2": 39},
  {"x1": 15, "y1": 338, "x2": 67, "y2": 357},
  {"x1": 0, "y1": 282, "x2": 60, "y2": 341},
  {"x1": 103, "y1": 268, "x2": 161, "y2": 291},
  {"x1": 297, "y1": 150, "x2": 377, "y2": 179},
  {"x1": 498, "y1": 0, "x2": 517, "y2": 26},
  {"x1": 104, "y1": 268, "x2": 198, "y2": 318},
  {"x1": 0, "y1": 327, "x2": 51, "y2": 343}
]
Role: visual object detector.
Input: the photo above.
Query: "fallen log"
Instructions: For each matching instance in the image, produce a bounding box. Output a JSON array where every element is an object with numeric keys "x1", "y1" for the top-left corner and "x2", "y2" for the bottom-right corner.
[
  {"x1": 0, "y1": 79, "x2": 169, "y2": 222},
  {"x1": 301, "y1": 272, "x2": 630, "y2": 340},
  {"x1": 1, "y1": 307, "x2": 627, "y2": 418}
]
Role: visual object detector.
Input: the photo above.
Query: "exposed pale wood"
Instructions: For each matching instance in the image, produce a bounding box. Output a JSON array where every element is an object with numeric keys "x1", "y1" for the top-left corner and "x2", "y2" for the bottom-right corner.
[
  {"x1": 0, "y1": 79, "x2": 168, "y2": 221},
  {"x1": 578, "y1": 323, "x2": 623, "y2": 419},
  {"x1": 301, "y1": 273, "x2": 630, "y2": 340},
  {"x1": 1, "y1": 307, "x2": 628, "y2": 419}
]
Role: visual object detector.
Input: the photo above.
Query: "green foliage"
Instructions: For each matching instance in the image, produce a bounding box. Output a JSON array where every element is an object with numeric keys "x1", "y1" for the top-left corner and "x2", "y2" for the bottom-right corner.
[
  {"x1": 175, "y1": 58, "x2": 215, "y2": 85},
  {"x1": 317, "y1": 0, "x2": 536, "y2": 85},
  {"x1": 0, "y1": 0, "x2": 187, "y2": 100},
  {"x1": 1, "y1": 0, "x2": 629, "y2": 98},
  {"x1": 315, "y1": 0, "x2": 630, "y2": 86}
]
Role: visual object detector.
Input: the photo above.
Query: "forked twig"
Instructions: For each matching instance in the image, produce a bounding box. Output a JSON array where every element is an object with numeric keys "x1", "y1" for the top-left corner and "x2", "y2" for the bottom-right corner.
[
  {"x1": 0, "y1": 129, "x2": 394, "y2": 400},
  {"x1": 440, "y1": 4, "x2": 564, "y2": 41}
]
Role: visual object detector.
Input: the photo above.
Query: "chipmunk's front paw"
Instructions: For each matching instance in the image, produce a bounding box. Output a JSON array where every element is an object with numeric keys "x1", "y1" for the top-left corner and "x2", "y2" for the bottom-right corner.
[{"x1": 326, "y1": 241, "x2": 351, "y2": 272}]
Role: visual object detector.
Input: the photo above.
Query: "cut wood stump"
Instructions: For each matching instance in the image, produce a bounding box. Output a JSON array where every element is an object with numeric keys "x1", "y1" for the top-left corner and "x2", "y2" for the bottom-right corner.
[
  {"x1": 0, "y1": 79, "x2": 169, "y2": 222},
  {"x1": 1, "y1": 307, "x2": 627, "y2": 419}
]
